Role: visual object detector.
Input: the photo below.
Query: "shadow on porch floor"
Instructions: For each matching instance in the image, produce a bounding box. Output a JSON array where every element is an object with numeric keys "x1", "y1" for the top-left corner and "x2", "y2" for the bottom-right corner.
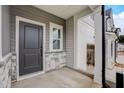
[{"x1": 12, "y1": 67, "x2": 99, "y2": 88}]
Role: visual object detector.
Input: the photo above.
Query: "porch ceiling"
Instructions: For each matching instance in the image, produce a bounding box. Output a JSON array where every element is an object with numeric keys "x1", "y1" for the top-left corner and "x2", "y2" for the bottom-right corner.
[{"x1": 34, "y1": 5, "x2": 98, "y2": 19}]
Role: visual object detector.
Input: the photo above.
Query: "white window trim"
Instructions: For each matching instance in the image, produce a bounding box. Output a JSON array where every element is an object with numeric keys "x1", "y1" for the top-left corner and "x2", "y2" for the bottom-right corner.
[
  {"x1": 0, "y1": 6, "x2": 2, "y2": 60},
  {"x1": 49, "y1": 22, "x2": 63, "y2": 52}
]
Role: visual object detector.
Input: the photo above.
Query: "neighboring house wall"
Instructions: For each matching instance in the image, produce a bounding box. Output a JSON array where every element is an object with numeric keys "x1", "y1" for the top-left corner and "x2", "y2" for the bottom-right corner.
[
  {"x1": 116, "y1": 43, "x2": 124, "y2": 64},
  {"x1": 66, "y1": 17, "x2": 74, "y2": 68},
  {"x1": 76, "y1": 17, "x2": 95, "y2": 71},
  {"x1": 10, "y1": 5, "x2": 66, "y2": 81},
  {"x1": 105, "y1": 33, "x2": 117, "y2": 68},
  {"x1": 117, "y1": 43, "x2": 124, "y2": 51},
  {"x1": 105, "y1": 9, "x2": 118, "y2": 82},
  {"x1": 2, "y1": 6, "x2": 10, "y2": 57}
]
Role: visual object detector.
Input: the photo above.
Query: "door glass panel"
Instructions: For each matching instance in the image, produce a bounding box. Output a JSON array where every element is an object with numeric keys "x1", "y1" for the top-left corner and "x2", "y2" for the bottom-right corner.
[{"x1": 104, "y1": 5, "x2": 124, "y2": 88}]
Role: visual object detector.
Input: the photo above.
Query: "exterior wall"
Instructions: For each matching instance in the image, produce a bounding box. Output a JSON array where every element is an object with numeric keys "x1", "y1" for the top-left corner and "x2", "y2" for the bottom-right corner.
[
  {"x1": 73, "y1": 7, "x2": 93, "y2": 70},
  {"x1": 9, "y1": 5, "x2": 66, "y2": 81},
  {"x1": 1, "y1": 6, "x2": 11, "y2": 57},
  {"x1": 76, "y1": 17, "x2": 95, "y2": 71},
  {"x1": 72, "y1": 6, "x2": 103, "y2": 85},
  {"x1": 105, "y1": 9, "x2": 119, "y2": 83},
  {"x1": 66, "y1": 17, "x2": 74, "y2": 68},
  {"x1": 10, "y1": 5, "x2": 66, "y2": 52},
  {"x1": 0, "y1": 53, "x2": 12, "y2": 88},
  {"x1": 105, "y1": 9, "x2": 117, "y2": 68},
  {"x1": 0, "y1": 5, "x2": 11, "y2": 88}
]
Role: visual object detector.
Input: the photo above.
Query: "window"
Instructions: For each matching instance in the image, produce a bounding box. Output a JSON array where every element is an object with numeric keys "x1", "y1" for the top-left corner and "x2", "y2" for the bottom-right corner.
[
  {"x1": 50, "y1": 22, "x2": 63, "y2": 51},
  {"x1": 106, "y1": 18, "x2": 112, "y2": 31}
]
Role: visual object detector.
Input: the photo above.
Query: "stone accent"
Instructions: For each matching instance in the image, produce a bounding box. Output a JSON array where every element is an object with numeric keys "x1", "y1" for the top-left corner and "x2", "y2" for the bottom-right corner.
[
  {"x1": 0, "y1": 54, "x2": 12, "y2": 88},
  {"x1": 45, "y1": 52, "x2": 66, "y2": 72},
  {"x1": 11, "y1": 53, "x2": 17, "y2": 81},
  {"x1": 10, "y1": 52, "x2": 66, "y2": 81},
  {"x1": 0, "y1": 51, "x2": 66, "y2": 87}
]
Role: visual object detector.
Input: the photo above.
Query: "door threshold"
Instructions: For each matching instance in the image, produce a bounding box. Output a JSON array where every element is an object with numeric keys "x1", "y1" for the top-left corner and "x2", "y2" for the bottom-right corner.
[{"x1": 18, "y1": 71, "x2": 45, "y2": 81}]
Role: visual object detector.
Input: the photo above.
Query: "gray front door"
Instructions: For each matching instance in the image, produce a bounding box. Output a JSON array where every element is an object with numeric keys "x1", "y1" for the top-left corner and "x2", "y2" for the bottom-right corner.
[{"x1": 19, "y1": 21, "x2": 43, "y2": 76}]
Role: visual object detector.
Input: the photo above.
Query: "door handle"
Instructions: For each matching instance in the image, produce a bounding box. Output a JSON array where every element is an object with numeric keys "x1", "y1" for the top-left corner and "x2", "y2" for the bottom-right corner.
[{"x1": 40, "y1": 48, "x2": 42, "y2": 56}]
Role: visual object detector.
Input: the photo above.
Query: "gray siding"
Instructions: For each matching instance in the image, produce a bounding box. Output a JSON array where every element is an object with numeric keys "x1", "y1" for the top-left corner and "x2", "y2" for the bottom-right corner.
[
  {"x1": 10, "y1": 5, "x2": 66, "y2": 52},
  {"x1": 66, "y1": 17, "x2": 74, "y2": 68},
  {"x1": 2, "y1": 6, "x2": 11, "y2": 56}
]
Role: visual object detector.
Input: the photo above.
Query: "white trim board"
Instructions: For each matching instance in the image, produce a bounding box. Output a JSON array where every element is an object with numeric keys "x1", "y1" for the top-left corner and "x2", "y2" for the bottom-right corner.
[{"x1": 16, "y1": 16, "x2": 46, "y2": 81}]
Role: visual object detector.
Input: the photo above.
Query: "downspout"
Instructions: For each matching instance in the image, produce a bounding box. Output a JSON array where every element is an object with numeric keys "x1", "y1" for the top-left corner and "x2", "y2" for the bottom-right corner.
[
  {"x1": 102, "y1": 5, "x2": 106, "y2": 88},
  {"x1": 114, "y1": 39, "x2": 118, "y2": 63}
]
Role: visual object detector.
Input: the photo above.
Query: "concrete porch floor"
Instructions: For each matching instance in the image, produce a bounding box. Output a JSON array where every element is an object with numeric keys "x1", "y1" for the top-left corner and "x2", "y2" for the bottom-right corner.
[{"x1": 12, "y1": 67, "x2": 97, "y2": 88}]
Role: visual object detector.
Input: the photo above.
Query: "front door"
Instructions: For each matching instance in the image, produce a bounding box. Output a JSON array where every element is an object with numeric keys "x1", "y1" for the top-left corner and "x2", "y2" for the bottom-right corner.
[{"x1": 19, "y1": 21, "x2": 43, "y2": 76}]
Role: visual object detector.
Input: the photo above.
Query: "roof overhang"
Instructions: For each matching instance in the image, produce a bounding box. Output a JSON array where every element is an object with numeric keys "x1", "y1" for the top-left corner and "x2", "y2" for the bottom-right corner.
[{"x1": 34, "y1": 5, "x2": 99, "y2": 19}]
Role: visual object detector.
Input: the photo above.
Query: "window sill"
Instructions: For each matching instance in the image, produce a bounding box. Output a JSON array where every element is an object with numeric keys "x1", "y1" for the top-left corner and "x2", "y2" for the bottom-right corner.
[{"x1": 46, "y1": 50, "x2": 65, "y2": 53}]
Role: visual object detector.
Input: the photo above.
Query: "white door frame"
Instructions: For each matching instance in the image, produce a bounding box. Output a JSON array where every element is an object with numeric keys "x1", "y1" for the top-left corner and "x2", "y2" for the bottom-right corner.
[{"x1": 16, "y1": 16, "x2": 46, "y2": 81}]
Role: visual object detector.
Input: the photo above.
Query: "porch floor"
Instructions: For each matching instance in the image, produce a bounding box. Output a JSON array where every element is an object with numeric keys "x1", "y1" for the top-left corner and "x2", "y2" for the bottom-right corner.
[{"x1": 12, "y1": 67, "x2": 94, "y2": 88}]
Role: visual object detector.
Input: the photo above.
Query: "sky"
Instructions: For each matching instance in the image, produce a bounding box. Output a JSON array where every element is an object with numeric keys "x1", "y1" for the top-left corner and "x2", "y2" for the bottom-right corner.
[{"x1": 105, "y1": 5, "x2": 124, "y2": 35}]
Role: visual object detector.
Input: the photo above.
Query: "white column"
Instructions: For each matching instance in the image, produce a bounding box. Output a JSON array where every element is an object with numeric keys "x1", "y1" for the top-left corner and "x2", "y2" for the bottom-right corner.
[
  {"x1": 0, "y1": 5, "x2": 2, "y2": 60},
  {"x1": 108, "y1": 40, "x2": 112, "y2": 68},
  {"x1": 94, "y1": 11, "x2": 102, "y2": 84}
]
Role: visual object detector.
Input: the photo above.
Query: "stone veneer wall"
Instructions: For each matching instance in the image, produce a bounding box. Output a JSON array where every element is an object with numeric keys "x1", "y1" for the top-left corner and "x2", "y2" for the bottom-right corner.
[
  {"x1": 45, "y1": 52, "x2": 66, "y2": 72},
  {"x1": 11, "y1": 52, "x2": 66, "y2": 81},
  {"x1": 0, "y1": 51, "x2": 66, "y2": 87},
  {"x1": 11, "y1": 53, "x2": 17, "y2": 81},
  {"x1": 0, "y1": 54, "x2": 12, "y2": 88}
]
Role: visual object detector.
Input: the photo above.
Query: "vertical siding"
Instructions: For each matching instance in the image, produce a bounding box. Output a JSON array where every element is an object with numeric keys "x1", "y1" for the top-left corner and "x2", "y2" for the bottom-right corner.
[
  {"x1": 10, "y1": 5, "x2": 66, "y2": 52},
  {"x1": 66, "y1": 17, "x2": 74, "y2": 68},
  {"x1": 2, "y1": 6, "x2": 11, "y2": 56}
]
